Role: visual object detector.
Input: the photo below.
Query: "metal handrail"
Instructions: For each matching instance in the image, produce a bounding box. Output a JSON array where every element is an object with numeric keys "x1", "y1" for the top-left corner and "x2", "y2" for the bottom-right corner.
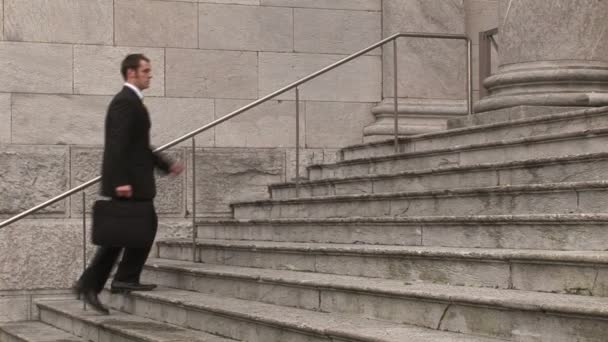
[{"x1": 0, "y1": 32, "x2": 472, "y2": 230}]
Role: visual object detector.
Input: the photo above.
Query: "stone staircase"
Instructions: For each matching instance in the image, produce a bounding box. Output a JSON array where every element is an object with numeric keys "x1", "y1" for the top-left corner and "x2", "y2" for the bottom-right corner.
[{"x1": 4, "y1": 106, "x2": 608, "y2": 341}]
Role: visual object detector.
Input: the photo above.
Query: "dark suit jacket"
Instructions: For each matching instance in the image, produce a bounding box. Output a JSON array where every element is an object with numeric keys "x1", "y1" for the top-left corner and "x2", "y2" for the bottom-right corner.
[{"x1": 100, "y1": 86, "x2": 171, "y2": 200}]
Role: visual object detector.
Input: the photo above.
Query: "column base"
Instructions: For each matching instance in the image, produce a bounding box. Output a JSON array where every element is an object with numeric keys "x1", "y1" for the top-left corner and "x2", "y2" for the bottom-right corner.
[
  {"x1": 363, "y1": 98, "x2": 467, "y2": 142},
  {"x1": 476, "y1": 61, "x2": 608, "y2": 113}
]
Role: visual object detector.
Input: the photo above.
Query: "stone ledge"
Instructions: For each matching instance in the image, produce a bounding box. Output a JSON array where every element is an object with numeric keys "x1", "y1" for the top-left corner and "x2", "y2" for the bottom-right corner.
[
  {"x1": 345, "y1": 106, "x2": 608, "y2": 154},
  {"x1": 0, "y1": 321, "x2": 84, "y2": 341},
  {"x1": 37, "y1": 300, "x2": 233, "y2": 342},
  {"x1": 105, "y1": 287, "x2": 500, "y2": 342},
  {"x1": 271, "y1": 151, "x2": 608, "y2": 189},
  {"x1": 159, "y1": 238, "x2": 608, "y2": 265},
  {"x1": 144, "y1": 259, "x2": 608, "y2": 317},
  {"x1": 325, "y1": 125, "x2": 608, "y2": 165},
  {"x1": 232, "y1": 180, "x2": 608, "y2": 206}
]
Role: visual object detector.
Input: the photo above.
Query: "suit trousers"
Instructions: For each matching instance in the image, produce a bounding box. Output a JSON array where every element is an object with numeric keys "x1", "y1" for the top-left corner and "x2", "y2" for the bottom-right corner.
[{"x1": 78, "y1": 200, "x2": 157, "y2": 293}]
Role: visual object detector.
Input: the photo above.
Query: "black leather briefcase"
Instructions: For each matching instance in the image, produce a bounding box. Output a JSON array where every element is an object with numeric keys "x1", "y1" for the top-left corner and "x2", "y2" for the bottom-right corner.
[{"x1": 92, "y1": 199, "x2": 157, "y2": 248}]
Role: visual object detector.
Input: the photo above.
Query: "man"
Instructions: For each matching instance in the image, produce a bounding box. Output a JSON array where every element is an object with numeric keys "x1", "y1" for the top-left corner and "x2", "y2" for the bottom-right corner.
[{"x1": 75, "y1": 54, "x2": 184, "y2": 314}]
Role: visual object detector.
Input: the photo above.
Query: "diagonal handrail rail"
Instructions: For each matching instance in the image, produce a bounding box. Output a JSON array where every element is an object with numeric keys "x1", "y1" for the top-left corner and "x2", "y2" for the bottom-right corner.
[{"x1": 0, "y1": 32, "x2": 472, "y2": 229}]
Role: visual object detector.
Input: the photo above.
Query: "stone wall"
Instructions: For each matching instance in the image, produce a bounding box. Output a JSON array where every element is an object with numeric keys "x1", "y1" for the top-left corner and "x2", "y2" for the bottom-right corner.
[
  {"x1": 0, "y1": 0, "x2": 382, "y2": 317},
  {"x1": 0, "y1": 0, "x2": 500, "y2": 320},
  {"x1": 0, "y1": 0, "x2": 383, "y2": 219}
]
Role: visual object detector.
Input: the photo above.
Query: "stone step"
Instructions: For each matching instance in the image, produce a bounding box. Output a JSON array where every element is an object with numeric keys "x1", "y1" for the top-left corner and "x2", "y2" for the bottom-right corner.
[
  {"x1": 0, "y1": 321, "x2": 84, "y2": 342},
  {"x1": 339, "y1": 106, "x2": 608, "y2": 161},
  {"x1": 272, "y1": 152, "x2": 608, "y2": 199},
  {"x1": 447, "y1": 105, "x2": 587, "y2": 129},
  {"x1": 232, "y1": 181, "x2": 608, "y2": 220},
  {"x1": 157, "y1": 239, "x2": 608, "y2": 296},
  {"x1": 102, "y1": 287, "x2": 504, "y2": 342},
  {"x1": 141, "y1": 258, "x2": 608, "y2": 341},
  {"x1": 36, "y1": 300, "x2": 234, "y2": 342},
  {"x1": 308, "y1": 127, "x2": 608, "y2": 181},
  {"x1": 196, "y1": 214, "x2": 608, "y2": 251}
]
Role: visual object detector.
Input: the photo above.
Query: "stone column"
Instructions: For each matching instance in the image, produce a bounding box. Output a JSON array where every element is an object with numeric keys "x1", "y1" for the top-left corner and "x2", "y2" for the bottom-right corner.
[
  {"x1": 476, "y1": 0, "x2": 608, "y2": 113},
  {"x1": 363, "y1": 0, "x2": 468, "y2": 141}
]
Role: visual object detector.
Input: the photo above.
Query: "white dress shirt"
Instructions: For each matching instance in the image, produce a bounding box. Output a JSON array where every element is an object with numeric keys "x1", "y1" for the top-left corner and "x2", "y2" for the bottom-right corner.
[{"x1": 124, "y1": 82, "x2": 144, "y2": 101}]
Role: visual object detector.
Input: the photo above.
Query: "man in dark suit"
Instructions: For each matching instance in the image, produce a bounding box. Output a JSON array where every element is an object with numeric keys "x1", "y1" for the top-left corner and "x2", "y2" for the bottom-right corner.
[{"x1": 75, "y1": 54, "x2": 184, "y2": 314}]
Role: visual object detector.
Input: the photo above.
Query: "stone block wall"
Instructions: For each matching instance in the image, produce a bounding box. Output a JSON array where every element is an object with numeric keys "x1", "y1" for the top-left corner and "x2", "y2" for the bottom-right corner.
[
  {"x1": 0, "y1": 0, "x2": 382, "y2": 314},
  {"x1": 0, "y1": 0, "x2": 383, "y2": 219},
  {"x1": 0, "y1": 0, "x2": 500, "y2": 319}
]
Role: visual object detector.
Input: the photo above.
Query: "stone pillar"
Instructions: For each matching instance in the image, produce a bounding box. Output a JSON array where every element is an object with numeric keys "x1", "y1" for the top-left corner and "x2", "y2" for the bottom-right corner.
[
  {"x1": 476, "y1": 0, "x2": 608, "y2": 113},
  {"x1": 363, "y1": 0, "x2": 468, "y2": 141}
]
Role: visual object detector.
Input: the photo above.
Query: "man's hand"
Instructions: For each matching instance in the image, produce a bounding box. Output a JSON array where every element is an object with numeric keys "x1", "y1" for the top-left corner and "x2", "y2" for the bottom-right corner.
[
  {"x1": 169, "y1": 162, "x2": 184, "y2": 176},
  {"x1": 115, "y1": 185, "x2": 133, "y2": 198}
]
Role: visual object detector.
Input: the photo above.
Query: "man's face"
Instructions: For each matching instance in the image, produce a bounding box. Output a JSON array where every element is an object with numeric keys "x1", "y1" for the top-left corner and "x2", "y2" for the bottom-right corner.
[{"x1": 129, "y1": 60, "x2": 152, "y2": 90}]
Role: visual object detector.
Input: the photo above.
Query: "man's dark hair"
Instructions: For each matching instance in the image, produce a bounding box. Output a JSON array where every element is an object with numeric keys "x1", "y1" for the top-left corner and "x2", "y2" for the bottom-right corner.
[{"x1": 120, "y1": 54, "x2": 150, "y2": 80}]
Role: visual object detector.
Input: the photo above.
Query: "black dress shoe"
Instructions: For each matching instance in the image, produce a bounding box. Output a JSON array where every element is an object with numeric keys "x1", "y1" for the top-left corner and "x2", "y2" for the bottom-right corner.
[
  {"x1": 110, "y1": 281, "x2": 157, "y2": 293},
  {"x1": 81, "y1": 290, "x2": 110, "y2": 315}
]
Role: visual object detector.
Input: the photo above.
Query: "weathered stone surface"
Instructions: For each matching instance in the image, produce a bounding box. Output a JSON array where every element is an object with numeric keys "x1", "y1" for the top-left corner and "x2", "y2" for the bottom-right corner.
[
  {"x1": 0, "y1": 0, "x2": 3, "y2": 41},
  {"x1": 155, "y1": 219, "x2": 192, "y2": 242},
  {"x1": 305, "y1": 102, "x2": 374, "y2": 148},
  {"x1": 294, "y1": 8, "x2": 381, "y2": 55},
  {"x1": 499, "y1": 0, "x2": 608, "y2": 65},
  {"x1": 199, "y1": 4, "x2": 293, "y2": 52},
  {"x1": 0, "y1": 42, "x2": 72, "y2": 94},
  {"x1": 0, "y1": 220, "x2": 89, "y2": 290},
  {"x1": 0, "y1": 295, "x2": 28, "y2": 322},
  {"x1": 476, "y1": 1, "x2": 608, "y2": 111},
  {"x1": 144, "y1": 269, "x2": 320, "y2": 311},
  {"x1": 465, "y1": 0, "x2": 498, "y2": 45},
  {"x1": 259, "y1": 52, "x2": 381, "y2": 102},
  {"x1": 0, "y1": 145, "x2": 68, "y2": 216},
  {"x1": 14, "y1": 95, "x2": 214, "y2": 146},
  {"x1": 441, "y1": 304, "x2": 608, "y2": 341},
  {"x1": 4, "y1": 0, "x2": 112, "y2": 44},
  {"x1": 154, "y1": 150, "x2": 187, "y2": 217},
  {"x1": 233, "y1": 186, "x2": 585, "y2": 220},
  {"x1": 200, "y1": 221, "x2": 422, "y2": 245},
  {"x1": 261, "y1": 0, "x2": 381, "y2": 11},
  {"x1": 382, "y1": 0, "x2": 466, "y2": 99},
  {"x1": 74, "y1": 45, "x2": 165, "y2": 97},
  {"x1": 67, "y1": 148, "x2": 102, "y2": 215},
  {"x1": 214, "y1": 99, "x2": 304, "y2": 148},
  {"x1": 187, "y1": 149, "x2": 284, "y2": 214},
  {"x1": 166, "y1": 49, "x2": 258, "y2": 99},
  {"x1": 145, "y1": 97, "x2": 215, "y2": 148},
  {"x1": 198, "y1": 0, "x2": 259, "y2": 4},
  {"x1": 512, "y1": 263, "x2": 602, "y2": 296},
  {"x1": 12, "y1": 94, "x2": 109, "y2": 145},
  {"x1": 115, "y1": 0, "x2": 198, "y2": 48},
  {"x1": 0, "y1": 94, "x2": 10, "y2": 143},
  {"x1": 0, "y1": 290, "x2": 72, "y2": 322},
  {"x1": 320, "y1": 291, "x2": 447, "y2": 328},
  {"x1": 191, "y1": 245, "x2": 510, "y2": 288},
  {"x1": 70, "y1": 148, "x2": 185, "y2": 216},
  {"x1": 285, "y1": 148, "x2": 324, "y2": 182}
]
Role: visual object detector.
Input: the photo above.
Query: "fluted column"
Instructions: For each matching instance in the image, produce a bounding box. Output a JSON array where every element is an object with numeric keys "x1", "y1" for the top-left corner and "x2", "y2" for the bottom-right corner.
[{"x1": 476, "y1": 0, "x2": 608, "y2": 112}]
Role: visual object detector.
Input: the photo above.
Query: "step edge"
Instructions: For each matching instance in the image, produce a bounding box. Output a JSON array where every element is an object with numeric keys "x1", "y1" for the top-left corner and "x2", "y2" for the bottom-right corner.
[
  {"x1": 195, "y1": 213, "x2": 608, "y2": 225},
  {"x1": 342, "y1": 107, "x2": 608, "y2": 152},
  {"x1": 114, "y1": 288, "x2": 504, "y2": 342},
  {"x1": 231, "y1": 180, "x2": 608, "y2": 207},
  {"x1": 269, "y1": 152, "x2": 608, "y2": 190},
  {"x1": 309, "y1": 126, "x2": 608, "y2": 169},
  {"x1": 36, "y1": 300, "x2": 234, "y2": 342},
  {"x1": 144, "y1": 262, "x2": 608, "y2": 319},
  {"x1": 157, "y1": 239, "x2": 608, "y2": 264}
]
